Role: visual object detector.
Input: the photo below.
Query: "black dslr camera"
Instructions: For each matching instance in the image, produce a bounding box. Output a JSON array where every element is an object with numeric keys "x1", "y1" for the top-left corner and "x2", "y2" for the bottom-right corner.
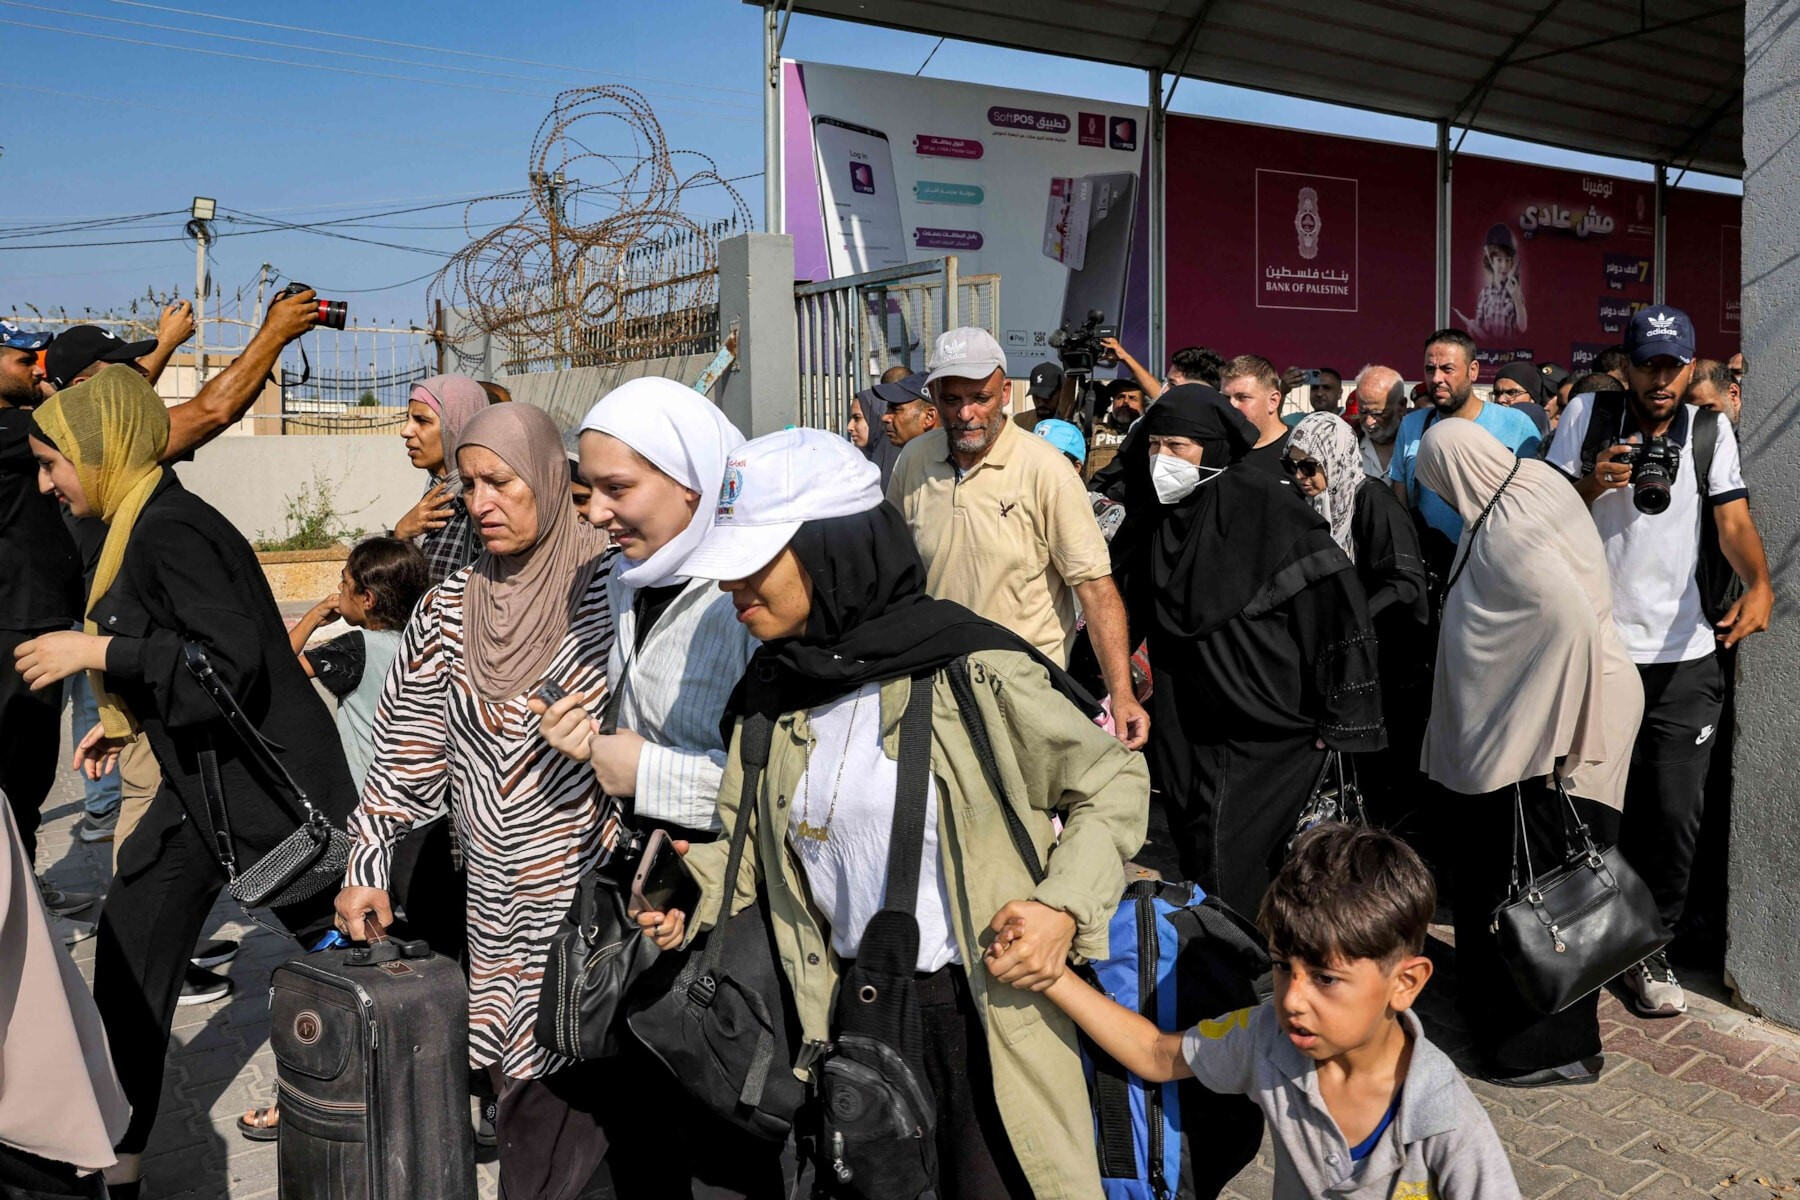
[
  {"x1": 274, "y1": 281, "x2": 348, "y2": 331},
  {"x1": 1616, "y1": 438, "x2": 1680, "y2": 514},
  {"x1": 1047, "y1": 309, "x2": 1118, "y2": 373}
]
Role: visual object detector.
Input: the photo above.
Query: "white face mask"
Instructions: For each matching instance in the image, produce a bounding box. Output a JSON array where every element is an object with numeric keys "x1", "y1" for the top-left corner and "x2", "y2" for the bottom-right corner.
[{"x1": 1150, "y1": 453, "x2": 1222, "y2": 504}]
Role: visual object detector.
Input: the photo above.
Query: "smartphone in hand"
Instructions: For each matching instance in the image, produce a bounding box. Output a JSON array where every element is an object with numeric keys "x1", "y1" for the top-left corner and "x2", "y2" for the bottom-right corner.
[{"x1": 630, "y1": 828, "x2": 699, "y2": 919}]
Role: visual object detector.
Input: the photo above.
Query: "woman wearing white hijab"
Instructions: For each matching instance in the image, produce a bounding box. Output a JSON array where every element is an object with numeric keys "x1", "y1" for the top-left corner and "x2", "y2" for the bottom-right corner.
[
  {"x1": 533, "y1": 375, "x2": 779, "y2": 1197},
  {"x1": 1417, "y1": 418, "x2": 1643, "y2": 1091}
]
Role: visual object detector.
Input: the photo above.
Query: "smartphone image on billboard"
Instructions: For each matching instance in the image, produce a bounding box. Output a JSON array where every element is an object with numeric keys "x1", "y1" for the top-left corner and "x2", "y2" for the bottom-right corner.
[
  {"x1": 813, "y1": 116, "x2": 909, "y2": 278},
  {"x1": 1059, "y1": 172, "x2": 1138, "y2": 332}
]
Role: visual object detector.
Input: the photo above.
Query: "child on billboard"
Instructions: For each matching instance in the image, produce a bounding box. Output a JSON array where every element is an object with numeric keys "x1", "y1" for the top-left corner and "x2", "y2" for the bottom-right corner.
[{"x1": 1455, "y1": 223, "x2": 1529, "y2": 341}]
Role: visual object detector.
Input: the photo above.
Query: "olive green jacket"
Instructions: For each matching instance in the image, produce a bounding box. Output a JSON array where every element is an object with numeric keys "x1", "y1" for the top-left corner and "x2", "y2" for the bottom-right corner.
[{"x1": 681, "y1": 649, "x2": 1149, "y2": 1200}]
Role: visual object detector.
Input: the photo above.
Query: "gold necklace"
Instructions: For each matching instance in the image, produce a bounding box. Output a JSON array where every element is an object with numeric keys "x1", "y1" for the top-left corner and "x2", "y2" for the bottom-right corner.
[{"x1": 796, "y1": 691, "x2": 864, "y2": 843}]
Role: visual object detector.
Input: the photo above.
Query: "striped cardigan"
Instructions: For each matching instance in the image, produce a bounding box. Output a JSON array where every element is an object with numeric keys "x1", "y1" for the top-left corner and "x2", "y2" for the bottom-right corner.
[
  {"x1": 346, "y1": 551, "x2": 617, "y2": 1080},
  {"x1": 606, "y1": 571, "x2": 758, "y2": 832}
]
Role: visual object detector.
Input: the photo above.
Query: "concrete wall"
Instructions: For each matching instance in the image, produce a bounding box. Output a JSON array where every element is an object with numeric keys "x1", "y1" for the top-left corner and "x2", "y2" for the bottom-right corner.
[
  {"x1": 174, "y1": 435, "x2": 423, "y2": 545},
  {"x1": 496, "y1": 353, "x2": 718, "y2": 432},
  {"x1": 1727, "y1": 0, "x2": 1800, "y2": 1026}
]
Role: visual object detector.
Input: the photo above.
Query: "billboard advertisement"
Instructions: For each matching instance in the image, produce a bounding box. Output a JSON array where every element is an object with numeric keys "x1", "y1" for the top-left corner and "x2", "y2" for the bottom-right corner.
[
  {"x1": 1449, "y1": 157, "x2": 1660, "y2": 371},
  {"x1": 1666, "y1": 187, "x2": 1742, "y2": 359},
  {"x1": 1164, "y1": 115, "x2": 1438, "y2": 374},
  {"x1": 782, "y1": 61, "x2": 1149, "y2": 361}
]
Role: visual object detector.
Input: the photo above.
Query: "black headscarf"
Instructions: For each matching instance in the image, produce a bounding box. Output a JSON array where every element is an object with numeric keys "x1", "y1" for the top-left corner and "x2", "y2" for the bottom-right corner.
[
  {"x1": 725, "y1": 501, "x2": 1095, "y2": 728},
  {"x1": 1113, "y1": 385, "x2": 1344, "y2": 640},
  {"x1": 1494, "y1": 361, "x2": 1546, "y2": 404}
]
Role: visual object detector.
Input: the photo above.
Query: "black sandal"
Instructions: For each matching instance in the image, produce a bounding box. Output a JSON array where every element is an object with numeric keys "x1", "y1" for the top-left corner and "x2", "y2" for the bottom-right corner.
[{"x1": 237, "y1": 1105, "x2": 280, "y2": 1141}]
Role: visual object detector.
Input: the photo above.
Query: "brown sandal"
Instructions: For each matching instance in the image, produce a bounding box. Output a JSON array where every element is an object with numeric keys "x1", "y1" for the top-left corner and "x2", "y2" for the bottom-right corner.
[{"x1": 237, "y1": 1104, "x2": 280, "y2": 1142}]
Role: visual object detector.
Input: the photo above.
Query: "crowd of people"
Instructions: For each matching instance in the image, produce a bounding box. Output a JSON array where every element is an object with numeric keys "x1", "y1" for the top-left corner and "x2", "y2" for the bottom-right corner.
[{"x1": 0, "y1": 288, "x2": 1772, "y2": 1199}]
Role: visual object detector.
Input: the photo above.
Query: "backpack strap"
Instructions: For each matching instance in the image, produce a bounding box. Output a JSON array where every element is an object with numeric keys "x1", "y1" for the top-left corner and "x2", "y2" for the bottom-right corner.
[
  {"x1": 878, "y1": 676, "x2": 937, "y2": 913},
  {"x1": 1692, "y1": 404, "x2": 1716, "y2": 500},
  {"x1": 698, "y1": 709, "x2": 773, "y2": 978},
  {"x1": 944, "y1": 655, "x2": 1046, "y2": 885}
]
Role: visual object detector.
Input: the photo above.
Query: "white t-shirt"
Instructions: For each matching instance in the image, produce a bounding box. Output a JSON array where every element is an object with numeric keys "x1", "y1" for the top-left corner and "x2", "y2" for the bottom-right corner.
[
  {"x1": 787, "y1": 683, "x2": 961, "y2": 972},
  {"x1": 1546, "y1": 394, "x2": 1747, "y2": 665}
]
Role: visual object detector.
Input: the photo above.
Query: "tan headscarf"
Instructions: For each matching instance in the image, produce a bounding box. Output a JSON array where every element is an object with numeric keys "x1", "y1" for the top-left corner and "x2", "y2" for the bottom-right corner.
[
  {"x1": 1416, "y1": 419, "x2": 1642, "y2": 807},
  {"x1": 30, "y1": 365, "x2": 170, "y2": 737},
  {"x1": 456, "y1": 404, "x2": 607, "y2": 700},
  {"x1": 0, "y1": 795, "x2": 129, "y2": 1170}
]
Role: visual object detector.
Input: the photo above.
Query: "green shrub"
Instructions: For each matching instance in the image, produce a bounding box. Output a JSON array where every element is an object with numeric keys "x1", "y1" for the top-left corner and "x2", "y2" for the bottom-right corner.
[{"x1": 254, "y1": 471, "x2": 366, "y2": 552}]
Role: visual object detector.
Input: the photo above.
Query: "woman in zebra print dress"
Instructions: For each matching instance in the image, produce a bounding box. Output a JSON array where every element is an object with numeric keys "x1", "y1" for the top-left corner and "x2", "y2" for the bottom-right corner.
[{"x1": 337, "y1": 403, "x2": 617, "y2": 1200}]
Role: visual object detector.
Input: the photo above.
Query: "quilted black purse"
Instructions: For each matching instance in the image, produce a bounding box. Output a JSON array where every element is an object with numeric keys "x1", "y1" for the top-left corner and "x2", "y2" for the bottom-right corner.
[
  {"x1": 1490, "y1": 776, "x2": 1669, "y2": 1014},
  {"x1": 183, "y1": 644, "x2": 352, "y2": 910}
]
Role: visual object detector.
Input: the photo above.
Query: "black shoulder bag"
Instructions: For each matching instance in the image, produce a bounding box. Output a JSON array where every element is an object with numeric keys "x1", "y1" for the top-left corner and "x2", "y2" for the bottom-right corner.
[
  {"x1": 627, "y1": 705, "x2": 807, "y2": 1140},
  {"x1": 183, "y1": 644, "x2": 353, "y2": 910},
  {"x1": 1292, "y1": 750, "x2": 1367, "y2": 848},
  {"x1": 534, "y1": 660, "x2": 661, "y2": 1061},
  {"x1": 1490, "y1": 776, "x2": 1669, "y2": 1014},
  {"x1": 814, "y1": 675, "x2": 940, "y2": 1197}
]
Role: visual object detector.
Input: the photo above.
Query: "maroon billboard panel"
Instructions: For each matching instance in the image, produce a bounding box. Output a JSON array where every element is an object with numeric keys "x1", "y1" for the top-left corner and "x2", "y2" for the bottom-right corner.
[
  {"x1": 1166, "y1": 116, "x2": 1436, "y2": 373},
  {"x1": 1666, "y1": 188, "x2": 1742, "y2": 358},
  {"x1": 1450, "y1": 156, "x2": 1657, "y2": 371}
]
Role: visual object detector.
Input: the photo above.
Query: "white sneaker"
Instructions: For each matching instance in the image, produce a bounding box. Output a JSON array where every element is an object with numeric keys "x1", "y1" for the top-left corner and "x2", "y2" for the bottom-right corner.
[{"x1": 1619, "y1": 951, "x2": 1687, "y2": 1017}]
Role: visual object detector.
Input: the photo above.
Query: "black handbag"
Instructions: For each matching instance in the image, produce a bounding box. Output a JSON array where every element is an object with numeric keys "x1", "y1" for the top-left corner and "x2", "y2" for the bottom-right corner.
[
  {"x1": 534, "y1": 663, "x2": 659, "y2": 1060},
  {"x1": 813, "y1": 676, "x2": 939, "y2": 1197},
  {"x1": 1292, "y1": 750, "x2": 1366, "y2": 846},
  {"x1": 627, "y1": 706, "x2": 807, "y2": 1140},
  {"x1": 183, "y1": 644, "x2": 352, "y2": 910},
  {"x1": 1490, "y1": 777, "x2": 1669, "y2": 1014}
]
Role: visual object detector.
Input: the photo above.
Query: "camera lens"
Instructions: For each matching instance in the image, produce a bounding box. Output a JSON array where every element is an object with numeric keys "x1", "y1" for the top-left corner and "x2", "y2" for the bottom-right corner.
[{"x1": 318, "y1": 299, "x2": 348, "y2": 331}]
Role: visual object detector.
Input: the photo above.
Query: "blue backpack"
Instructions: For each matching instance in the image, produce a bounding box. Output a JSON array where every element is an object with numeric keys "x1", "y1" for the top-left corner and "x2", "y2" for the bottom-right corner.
[
  {"x1": 1084, "y1": 879, "x2": 1270, "y2": 1200},
  {"x1": 941, "y1": 668, "x2": 1267, "y2": 1198}
]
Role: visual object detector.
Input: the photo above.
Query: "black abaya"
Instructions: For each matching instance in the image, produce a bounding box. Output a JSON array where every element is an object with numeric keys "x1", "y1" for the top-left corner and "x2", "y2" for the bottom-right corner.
[{"x1": 1450, "y1": 780, "x2": 1618, "y2": 1074}]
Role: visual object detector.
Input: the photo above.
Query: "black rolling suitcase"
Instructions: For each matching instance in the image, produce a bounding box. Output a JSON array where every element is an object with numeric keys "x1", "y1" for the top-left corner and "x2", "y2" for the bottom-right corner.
[{"x1": 269, "y1": 920, "x2": 475, "y2": 1199}]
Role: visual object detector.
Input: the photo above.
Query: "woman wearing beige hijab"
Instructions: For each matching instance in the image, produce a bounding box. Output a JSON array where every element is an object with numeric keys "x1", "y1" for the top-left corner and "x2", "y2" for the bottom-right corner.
[
  {"x1": 1418, "y1": 418, "x2": 1643, "y2": 1090},
  {"x1": 335, "y1": 403, "x2": 619, "y2": 1200}
]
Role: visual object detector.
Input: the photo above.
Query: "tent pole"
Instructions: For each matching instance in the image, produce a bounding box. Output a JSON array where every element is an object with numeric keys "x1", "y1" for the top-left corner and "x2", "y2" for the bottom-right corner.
[
  {"x1": 1653, "y1": 161, "x2": 1668, "y2": 304},
  {"x1": 1436, "y1": 120, "x2": 1452, "y2": 328},
  {"x1": 1148, "y1": 68, "x2": 1167, "y2": 374}
]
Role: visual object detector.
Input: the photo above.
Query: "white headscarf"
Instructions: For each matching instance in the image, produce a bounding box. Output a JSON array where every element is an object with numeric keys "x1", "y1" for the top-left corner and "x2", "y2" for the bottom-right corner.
[
  {"x1": 1416, "y1": 419, "x2": 1642, "y2": 807},
  {"x1": 1285, "y1": 413, "x2": 1363, "y2": 559},
  {"x1": 578, "y1": 377, "x2": 747, "y2": 588}
]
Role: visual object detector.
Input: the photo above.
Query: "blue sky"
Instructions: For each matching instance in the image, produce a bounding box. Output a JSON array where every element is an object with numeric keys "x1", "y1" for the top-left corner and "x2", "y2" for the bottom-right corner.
[{"x1": 0, "y1": 0, "x2": 1740, "y2": 320}]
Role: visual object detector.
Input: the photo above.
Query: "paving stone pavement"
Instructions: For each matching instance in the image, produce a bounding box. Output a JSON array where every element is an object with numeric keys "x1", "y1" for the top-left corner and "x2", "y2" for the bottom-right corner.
[{"x1": 38, "y1": 744, "x2": 1800, "y2": 1199}]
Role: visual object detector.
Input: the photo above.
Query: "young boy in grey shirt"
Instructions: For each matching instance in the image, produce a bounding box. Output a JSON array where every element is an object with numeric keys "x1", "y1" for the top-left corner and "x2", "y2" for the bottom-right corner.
[{"x1": 1018, "y1": 823, "x2": 1518, "y2": 1199}]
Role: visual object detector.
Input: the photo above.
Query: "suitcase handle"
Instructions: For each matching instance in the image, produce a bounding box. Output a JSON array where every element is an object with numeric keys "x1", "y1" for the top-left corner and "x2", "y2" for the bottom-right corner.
[{"x1": 345, "y1": 911, "x2": 433, "y2": 967}]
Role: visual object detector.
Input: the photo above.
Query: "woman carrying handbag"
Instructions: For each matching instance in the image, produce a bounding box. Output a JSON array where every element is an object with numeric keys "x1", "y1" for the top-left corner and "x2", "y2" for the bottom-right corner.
[
  {"x1": 13, "y1": 366, "x2": 358, "y2": 1199},
  {"x1": 1416, "y1": 419, "x2": 1646, "y2": 1089}
]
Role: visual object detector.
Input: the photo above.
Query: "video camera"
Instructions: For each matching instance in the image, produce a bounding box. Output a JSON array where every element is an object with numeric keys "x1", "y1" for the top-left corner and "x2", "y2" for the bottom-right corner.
[
  {"x1": 1047, "y1": 309, "x2": 1118, "y2": 374},
  {"x1": 274, "y1": 281, "x2": 348, "y2": 331}
]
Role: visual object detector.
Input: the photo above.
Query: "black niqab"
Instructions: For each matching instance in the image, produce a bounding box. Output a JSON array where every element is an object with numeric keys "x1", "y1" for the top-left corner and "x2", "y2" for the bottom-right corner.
[
  {"x1": 726, "y1": 501, "x2": 1095, "y2": 727},
  {"x1": 1114, "y1": 385, "x2": 1342, "y2": 640}
]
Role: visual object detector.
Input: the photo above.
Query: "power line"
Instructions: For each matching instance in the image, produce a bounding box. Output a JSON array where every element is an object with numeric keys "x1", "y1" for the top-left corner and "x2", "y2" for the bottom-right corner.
[
  {"x1": 0, "y1": 17, "x2": 757, "y2": 121},
  {"x1": 0, "y1": 1, "x2": 759, "y2": 114},
  {"x1": 100, "y1": 0, "x2": 759, "y2": 97}
]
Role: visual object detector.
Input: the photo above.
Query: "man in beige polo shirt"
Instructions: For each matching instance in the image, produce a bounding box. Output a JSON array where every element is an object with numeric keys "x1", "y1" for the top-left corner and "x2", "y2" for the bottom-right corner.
[{"x1": 887, "y1": 328, "x2": 1148, "y2": 749}]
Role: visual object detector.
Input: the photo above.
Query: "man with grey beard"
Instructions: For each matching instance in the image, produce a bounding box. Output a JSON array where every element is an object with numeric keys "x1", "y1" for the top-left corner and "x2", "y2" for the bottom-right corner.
[
  {"x1": 1354, "y1": 363, "x2": 1406, "y2": 477},
  {"x1": 886, "y1": 327, "x2": 1148, "y2": 750}
]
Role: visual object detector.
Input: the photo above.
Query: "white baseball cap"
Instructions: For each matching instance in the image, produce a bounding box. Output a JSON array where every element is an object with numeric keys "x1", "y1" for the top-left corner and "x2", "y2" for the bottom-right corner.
[
  {"x1": 926, "y1": 326, "x2": 1008, "y2": 385},
  {"x1": 680, "y1": 427, "x2": 884, "y2": 581}
]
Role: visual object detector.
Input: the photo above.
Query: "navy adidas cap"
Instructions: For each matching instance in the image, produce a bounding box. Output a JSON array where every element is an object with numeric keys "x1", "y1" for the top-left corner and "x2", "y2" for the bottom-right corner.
[
  {"x1": 871, "y1": 372, "x2": 929, "y2": 409},
  {"x1": 1625, "y1": 304, "x2": 1696, "y2": 366}
]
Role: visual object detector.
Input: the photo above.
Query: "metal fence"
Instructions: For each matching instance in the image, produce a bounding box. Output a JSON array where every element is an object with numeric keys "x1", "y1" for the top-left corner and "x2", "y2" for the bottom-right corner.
[
  {"x1": 499, "y1": 301, "x2": 721, "y2": 374},
  {"x1": 792, "y1": 257, "x2": 1001, "y2": 432}
]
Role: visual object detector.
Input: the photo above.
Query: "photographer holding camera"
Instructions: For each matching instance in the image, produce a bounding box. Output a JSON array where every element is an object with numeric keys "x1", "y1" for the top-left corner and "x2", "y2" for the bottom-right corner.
[{"x1": 1546, "y1": 304, "x2": 1773, "y2": 1019}]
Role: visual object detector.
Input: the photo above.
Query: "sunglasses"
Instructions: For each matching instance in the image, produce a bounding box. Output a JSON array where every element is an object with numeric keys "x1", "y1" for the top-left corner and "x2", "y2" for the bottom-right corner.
[{"x1": 1280, "y1": 457, "x2": 1323, "y2": 479}]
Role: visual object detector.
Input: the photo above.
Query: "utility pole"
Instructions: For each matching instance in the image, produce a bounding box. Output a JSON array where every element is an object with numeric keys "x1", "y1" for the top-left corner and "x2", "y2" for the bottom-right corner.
[{"x1": 189, "y1": 197, "x2": 216, "y2": 391}]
